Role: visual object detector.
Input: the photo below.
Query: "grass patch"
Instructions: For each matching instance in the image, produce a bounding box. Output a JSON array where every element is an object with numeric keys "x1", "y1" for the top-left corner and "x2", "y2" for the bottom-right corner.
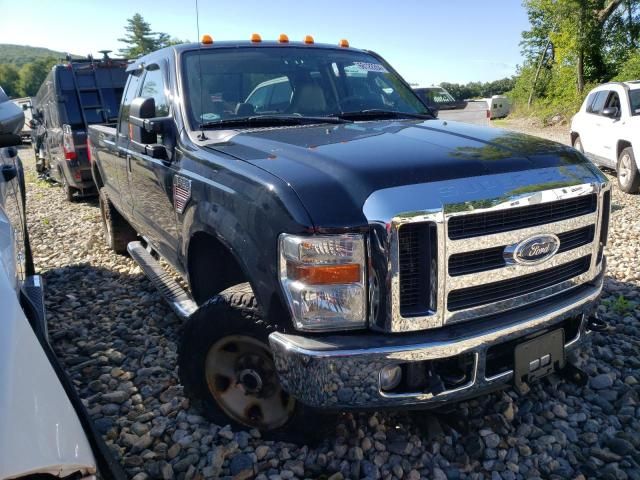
[{"x1": 602, "y1": 295, "x2": 636, "y2": 315}]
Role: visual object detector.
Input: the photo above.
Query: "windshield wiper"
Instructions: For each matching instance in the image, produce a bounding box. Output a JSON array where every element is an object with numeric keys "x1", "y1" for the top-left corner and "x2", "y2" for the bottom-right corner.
[
  {"x1": 330, "y1": 109, "x2": 434, "y2": 121},
  {"x1": 200, "y1": 114, "x2": 351, "y2": 129}
]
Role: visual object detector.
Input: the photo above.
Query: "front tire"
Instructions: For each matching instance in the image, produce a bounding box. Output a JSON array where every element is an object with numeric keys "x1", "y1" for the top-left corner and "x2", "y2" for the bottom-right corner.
[
  {"x1": 178, "y1": 283, "x2": 323, "y2": 439},
  {"x1": 617, "y1": 147, "x2": 640, "y2": 194},
  {"x1": 99, "y1": 187, "x2": 137, "y2": 254}
]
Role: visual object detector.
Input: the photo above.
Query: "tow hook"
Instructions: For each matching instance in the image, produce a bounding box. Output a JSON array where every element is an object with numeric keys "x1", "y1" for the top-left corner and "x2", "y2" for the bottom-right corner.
[
  {"x1": 586, "y1": 315, "x2": 609, "y2": 332},
  {"x1": 559, "y1": 362, "x2": 589, "y2": 386}
]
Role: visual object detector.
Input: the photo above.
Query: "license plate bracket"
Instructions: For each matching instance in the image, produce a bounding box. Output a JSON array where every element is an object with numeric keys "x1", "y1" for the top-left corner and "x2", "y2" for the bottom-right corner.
[{"x1": 514, "y1": 329, "x2": 565, "y2": 393}]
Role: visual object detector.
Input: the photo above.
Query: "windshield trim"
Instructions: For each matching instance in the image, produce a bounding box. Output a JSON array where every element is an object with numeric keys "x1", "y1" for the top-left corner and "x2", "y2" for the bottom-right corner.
[{"x1": 179, "y1": 45, "x2": 434, "y2": 132}]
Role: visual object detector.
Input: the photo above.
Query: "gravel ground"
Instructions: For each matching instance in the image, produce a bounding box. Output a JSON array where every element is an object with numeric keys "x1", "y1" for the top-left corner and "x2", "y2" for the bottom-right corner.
[{"x1": 20, "y1": 124, "x2": 640, "y2": 480}]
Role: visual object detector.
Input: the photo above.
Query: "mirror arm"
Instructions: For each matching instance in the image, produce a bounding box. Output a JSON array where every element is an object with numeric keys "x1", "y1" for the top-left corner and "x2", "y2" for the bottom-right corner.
[{"x1": 130, "y1": 115, "x2": 172, "y2": 133}]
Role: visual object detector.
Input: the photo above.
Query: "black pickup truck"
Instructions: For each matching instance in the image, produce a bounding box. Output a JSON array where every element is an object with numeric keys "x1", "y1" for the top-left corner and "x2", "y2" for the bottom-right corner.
[{"x1": 88, "y1": 37, "x2": 611, "y2": 436}]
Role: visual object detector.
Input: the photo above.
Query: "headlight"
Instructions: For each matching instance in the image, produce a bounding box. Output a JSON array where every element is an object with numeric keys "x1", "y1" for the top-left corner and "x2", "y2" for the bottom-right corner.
[{"x1": 279, "y1": 233, "x2": 366, "y2": 331}]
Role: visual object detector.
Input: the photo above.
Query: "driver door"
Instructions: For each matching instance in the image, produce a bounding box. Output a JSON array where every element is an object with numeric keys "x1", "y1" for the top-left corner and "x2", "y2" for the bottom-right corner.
[
  {"x1": 593, "y1": 90, "x2": 622, "y2": 166},
  {"x1": 127, "y1": 63, "x2": 180, "y2": 265}
]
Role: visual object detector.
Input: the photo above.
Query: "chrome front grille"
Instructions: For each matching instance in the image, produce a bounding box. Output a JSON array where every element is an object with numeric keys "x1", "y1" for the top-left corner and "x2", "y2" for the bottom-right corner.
[
  {"x1": 448, "y1": 225, "x2": 595, "y2": 276},
  {"x1": 364, "y1": 175, "x2": 611, "y2": 333},
  {"x1": 447, "y1": 194, "x2": 598, "y2": 239},
  {"x1": 398, "y1": 222, "x2": 437, "y2": 316},
  {"x1": 447, "y1": 255, "x2": 592, "y2": 311}
]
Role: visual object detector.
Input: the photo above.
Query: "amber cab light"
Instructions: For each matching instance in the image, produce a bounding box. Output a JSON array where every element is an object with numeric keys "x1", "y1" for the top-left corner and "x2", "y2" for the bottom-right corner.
[
  {"x1": 278, "y1": 33, "x2": 289, "y2": 43},
  {"x1": 251, "y1": 33, "x2": 262, "y2": 43},
  {"x1": 339, "y1": 39, "x2": 349, "y2": 48},
  {"x1": 201, "y1": 34, "x2": 213, "y2": 44},
  {"x1": 304, "y1": 35, "x2": 314, "y2": 44}
]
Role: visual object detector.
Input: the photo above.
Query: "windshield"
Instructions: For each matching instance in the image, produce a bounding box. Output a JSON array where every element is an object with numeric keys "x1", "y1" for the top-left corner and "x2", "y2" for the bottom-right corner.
[
  {"x1": 416, "y1": 88, "x2": 455, "y2": 104},
  {"x1": 181, "y1": 47, "x2": 429, "y2": 128},
  {"x1": 630, "y1": 89, "x2": 640, "y2": 116}
]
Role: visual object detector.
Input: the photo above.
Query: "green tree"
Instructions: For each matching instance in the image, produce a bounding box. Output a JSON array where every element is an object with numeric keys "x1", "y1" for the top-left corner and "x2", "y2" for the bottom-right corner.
[
  {"x1": 117, "y1": 13, "x2": 177, "y2": 58},
  {"x1": 0, "y1": 64, "x2": 20, "y2": 98},
  {"x1": 17, "y1": 57, "x2": 57, "y2": 96},
  {"x1": 509, "y1": 0, "x2": 639, "y2": 121},
  {"x1": 614, "y1": 49, "x2": 640, "y2": 79}
]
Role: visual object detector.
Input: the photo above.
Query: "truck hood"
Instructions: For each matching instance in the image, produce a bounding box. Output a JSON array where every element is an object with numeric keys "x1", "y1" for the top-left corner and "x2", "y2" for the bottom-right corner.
[{"x1": 207, "y1": 119, "x2": 602, "y2": 228}]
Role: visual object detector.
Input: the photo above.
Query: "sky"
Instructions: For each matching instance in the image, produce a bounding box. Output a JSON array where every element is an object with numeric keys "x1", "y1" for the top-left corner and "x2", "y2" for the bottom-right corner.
[{"x1": 0, "y1": 0, "x2": 530, "y2": 85}]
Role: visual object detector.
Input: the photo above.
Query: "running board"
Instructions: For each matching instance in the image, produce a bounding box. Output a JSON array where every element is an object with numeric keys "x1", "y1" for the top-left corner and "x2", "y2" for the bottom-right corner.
[{"x1": 127, "y1": 241, "x2": 198, "y2": 319}]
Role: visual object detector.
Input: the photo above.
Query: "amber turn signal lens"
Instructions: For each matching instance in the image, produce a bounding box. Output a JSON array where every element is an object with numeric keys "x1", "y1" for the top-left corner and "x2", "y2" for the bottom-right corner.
[
  {"x1": 201, "y1": 34, "x2": 213, "y2": 44},
  {"x1": 278, "y1": 33, "x2": 289, "y2": 43},
  {"x1": 287, "y1": 263, "x2": 360, "y2": 285},
  {"x1": 304, "y1": 35, "x2": 314, "y2": 44},
  {"x1": 251, "y1": 33, "x2": 262, "y2": 43},
  {"x1": 339, "y1": 39, "x2": 349, "y2": 48}
]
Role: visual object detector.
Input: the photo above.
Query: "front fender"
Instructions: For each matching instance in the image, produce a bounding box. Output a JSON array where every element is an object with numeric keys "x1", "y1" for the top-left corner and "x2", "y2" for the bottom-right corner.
[{"x1": 177, "y1": 148, "x2": 314, "y2": 324}]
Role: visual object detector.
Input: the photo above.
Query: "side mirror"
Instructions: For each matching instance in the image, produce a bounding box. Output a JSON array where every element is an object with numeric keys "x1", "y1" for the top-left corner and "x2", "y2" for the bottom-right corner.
[
  {"x1": 0, "y1": 134, "x2": 22, "y2": 148},
  {"x1": 129, "y1": 97, "x2": 171, "y2": 159},
  {"x1": 28, "y1": 119, "x2": 37, "y2": 129},
  {"x1": 22, "y1": 104, "x2": 29, "y2": 111},
  {"x1": 602, "y1": 107, "x2": 619, "y2": 118},
  {"x1": 1, "y1": 164, "x2": 18, "y2": 182}
]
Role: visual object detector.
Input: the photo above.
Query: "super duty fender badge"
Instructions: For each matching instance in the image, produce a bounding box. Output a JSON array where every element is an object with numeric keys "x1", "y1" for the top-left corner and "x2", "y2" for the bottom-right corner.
[
  {"x1": 173, "y1": 175, "x2": 192, "y2": 214},
  {"x1": 504, "y1": 233, "x2": 560, "y2": 265}
]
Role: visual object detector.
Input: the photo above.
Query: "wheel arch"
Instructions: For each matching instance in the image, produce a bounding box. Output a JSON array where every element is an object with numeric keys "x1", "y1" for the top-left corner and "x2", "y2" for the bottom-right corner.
[
  {"x1": 617, "y1": 139, "x2": 633, "y2": 159},
  {"x1": 92, "y1": 160, "x2": 104, "y2": 189},
  {"x1": 186, "y1": 229, "x2": 249, "y2": 305},
  {"x1": 570, "y1": 131, "x2": 579, "y2": 145}
]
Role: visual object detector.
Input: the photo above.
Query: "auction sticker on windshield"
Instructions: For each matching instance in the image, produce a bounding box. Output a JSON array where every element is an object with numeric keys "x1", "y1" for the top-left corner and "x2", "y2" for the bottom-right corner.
[{"x1": 352, "y1": 62, "x2": 389, "y2": 73}]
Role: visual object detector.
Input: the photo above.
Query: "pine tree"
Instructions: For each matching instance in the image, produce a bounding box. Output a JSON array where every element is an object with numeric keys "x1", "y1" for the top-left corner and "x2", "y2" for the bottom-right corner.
[{"x1": 118, "y1": 13, "x2": 167, "y2": 58}]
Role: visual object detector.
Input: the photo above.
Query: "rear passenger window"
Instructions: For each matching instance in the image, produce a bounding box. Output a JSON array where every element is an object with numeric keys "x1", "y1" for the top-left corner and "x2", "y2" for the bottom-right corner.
[
  {"x1": 587, "y1": 91, "x2": 608, "y2": 114},
  {"x1": 118, "y1": 73, "x2": 142, "y2": 137},
  {"x1": 140, "y1": 68, "x2": 170, "y2": 116}
]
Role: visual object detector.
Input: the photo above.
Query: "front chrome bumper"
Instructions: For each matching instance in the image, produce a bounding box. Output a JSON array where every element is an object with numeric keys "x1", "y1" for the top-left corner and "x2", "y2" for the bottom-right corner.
[{"x1": 269, "y1": 271, "x2": 603, "y2": 409}]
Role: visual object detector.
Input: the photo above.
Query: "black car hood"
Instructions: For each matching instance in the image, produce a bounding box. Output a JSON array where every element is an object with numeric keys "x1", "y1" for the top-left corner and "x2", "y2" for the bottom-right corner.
[{"x1": 206, "y1": 119, "x2": 600, "y2": 228}]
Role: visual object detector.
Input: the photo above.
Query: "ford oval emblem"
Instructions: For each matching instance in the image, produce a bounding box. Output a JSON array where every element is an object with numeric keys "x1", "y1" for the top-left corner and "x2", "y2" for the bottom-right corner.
[{"x1": 504, "y1": 234, "x2": 560, "y2": 265}]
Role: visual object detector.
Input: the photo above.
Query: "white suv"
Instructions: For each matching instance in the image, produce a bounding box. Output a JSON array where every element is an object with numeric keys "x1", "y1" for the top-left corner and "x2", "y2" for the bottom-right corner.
[{"x1": 571, "y1": 81, "x2": 640, "y2": 193}]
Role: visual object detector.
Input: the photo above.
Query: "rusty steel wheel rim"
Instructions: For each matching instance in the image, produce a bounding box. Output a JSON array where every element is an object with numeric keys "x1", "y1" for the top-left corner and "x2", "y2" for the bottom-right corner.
[{"x1": 205, "y1": 335, "x2": 295, "y2": 430}]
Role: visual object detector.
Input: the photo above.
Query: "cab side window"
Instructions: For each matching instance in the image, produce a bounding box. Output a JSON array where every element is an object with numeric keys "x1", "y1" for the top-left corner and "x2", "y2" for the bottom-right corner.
[
  {"x1": 587, "y1": 91, "x2": 608, "y2": 114},
  {"x1": 119, "y1": 73, "x2": 142, "y2": 137},
  {"x1": 140, "y1": 68, "x2": 170, "y2": 116}
]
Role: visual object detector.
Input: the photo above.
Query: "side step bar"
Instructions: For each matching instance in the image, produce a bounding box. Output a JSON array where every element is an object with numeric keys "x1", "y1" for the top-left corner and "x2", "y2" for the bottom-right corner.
[{"x1": 127, "y1": 241, "x2": 198, "y2": 319}]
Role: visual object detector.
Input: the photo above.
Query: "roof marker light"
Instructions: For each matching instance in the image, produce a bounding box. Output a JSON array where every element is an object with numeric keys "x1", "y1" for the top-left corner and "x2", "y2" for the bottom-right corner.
[
  {"x1": 201, "y1": 34, "x2": 213, "y2": 44},
  {"x1": 251, "y1": 33, "x2": 262, "y2": 43},
  {"x1": 278, "y1": 33, "x2": 289, "y2": 43},
  {"x1": 304, "y1": 35, "x2": 314, "y2": 44},
  {"x1": 339, "y1": 39, "x2": 349, "y2": 48}
]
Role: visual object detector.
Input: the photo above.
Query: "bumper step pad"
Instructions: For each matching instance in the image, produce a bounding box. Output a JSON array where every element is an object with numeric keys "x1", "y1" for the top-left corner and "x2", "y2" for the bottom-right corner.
[{"x1": 127, "y1": 241, "x2": 197, "y2": 319}]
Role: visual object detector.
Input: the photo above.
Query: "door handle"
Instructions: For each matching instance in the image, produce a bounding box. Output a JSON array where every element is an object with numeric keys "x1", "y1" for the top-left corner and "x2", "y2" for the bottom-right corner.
[{"x1": 1, "y1": 165, "x2": 17, "y2": 182}]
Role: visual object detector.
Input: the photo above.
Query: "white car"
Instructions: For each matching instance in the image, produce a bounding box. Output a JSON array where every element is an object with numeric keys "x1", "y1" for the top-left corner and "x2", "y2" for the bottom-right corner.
[
  {"x1": 0, "y1": 88, "x2": 124, "y2": 480},
  {"x1": 570, "y1": 81, "x2": 640, "y2": 193}
]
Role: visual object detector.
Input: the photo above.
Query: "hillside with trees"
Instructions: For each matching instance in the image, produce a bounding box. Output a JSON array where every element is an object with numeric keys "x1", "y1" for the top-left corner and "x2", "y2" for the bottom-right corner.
[
  {"x1": 0, "y1": 44, "x2": 76, "y2": 67},
  {"x1": 510, "y1": 0, "x2": 640, "y2": 123},
  {"x1": 0, "y1": 13, "x2": 185, "y2": 99}
]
